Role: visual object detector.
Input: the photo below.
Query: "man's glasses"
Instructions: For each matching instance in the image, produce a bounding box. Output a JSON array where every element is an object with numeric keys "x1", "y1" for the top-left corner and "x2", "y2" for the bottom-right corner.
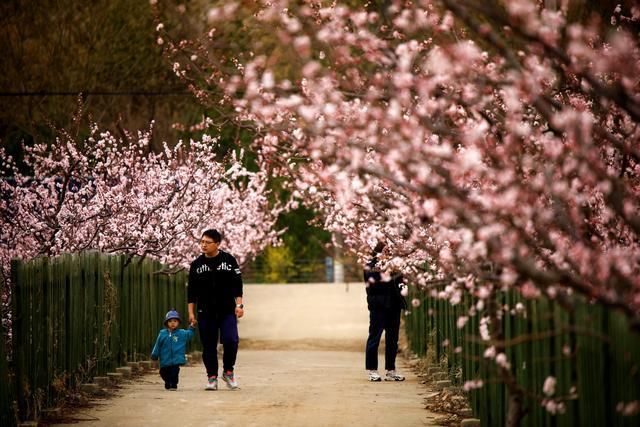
[{"x1": 200, "y1": 239, "x2": 217, "y2": 245}]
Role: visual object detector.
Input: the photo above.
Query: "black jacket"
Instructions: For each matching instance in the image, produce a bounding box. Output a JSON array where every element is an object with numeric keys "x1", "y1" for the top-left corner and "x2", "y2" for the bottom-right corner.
[
  {"x1": 363, "y1": 258, "x2": 407, "y2": 311},
  {"x1": 187, "y1": 251, "x2": 243, "y2": 315}
]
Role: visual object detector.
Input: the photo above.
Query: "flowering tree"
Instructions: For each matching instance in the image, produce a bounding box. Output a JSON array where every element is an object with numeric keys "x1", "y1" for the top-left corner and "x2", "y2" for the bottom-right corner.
[
  {"x1": 0, "y1": 125, "x2": 283, "y2": 268},
  {"x1": 1, "y1": 123, "x2": 285, "y2": 335},
  {"x1": 156, "y1": 0, "x2": 639, "y2": 423}
]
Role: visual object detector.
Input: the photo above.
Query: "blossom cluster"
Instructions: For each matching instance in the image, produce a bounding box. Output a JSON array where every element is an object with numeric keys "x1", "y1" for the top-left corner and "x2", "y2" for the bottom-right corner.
[
  {"x1": 157, "y1": 0, "x2": 639, "y2": 417},
  {"x1": 0, "y1": 126, "x2": 283, "y2": 279},
  {"x1": 162, "y1": 0, "x2": 639, "y2": 315}
]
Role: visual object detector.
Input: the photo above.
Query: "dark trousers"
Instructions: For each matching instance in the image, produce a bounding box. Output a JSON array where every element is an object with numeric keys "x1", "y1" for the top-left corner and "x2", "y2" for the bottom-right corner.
[
  {"x1": 365, "y1": 307, "x2": 401, "y2": 371},
  {"x1": 198, "y1": 311, "x2": 239, "y2": 378},
  {"x1": 159, "y1": 365, "x2": 180, "y2": 389}
]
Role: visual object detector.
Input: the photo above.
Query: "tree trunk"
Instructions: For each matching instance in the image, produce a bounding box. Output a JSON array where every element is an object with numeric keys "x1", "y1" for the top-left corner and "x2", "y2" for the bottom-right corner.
[{"x1": 506, "y1": 391, "x2": 527, "y2": 427}]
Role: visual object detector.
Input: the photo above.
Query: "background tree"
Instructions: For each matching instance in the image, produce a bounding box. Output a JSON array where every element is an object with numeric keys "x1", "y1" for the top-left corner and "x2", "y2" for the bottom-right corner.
[
  {"x1": 0, "y1": 123, "x2": 286, "y2": 343},
  {"x1": 0, "y1": 0, "x2": 209, "y2": 162},
  {"x1": 0, "y1": 126, "x2": 284, "y2": 270},
  {"x1": 0, "y1": 0, "x2": 333, "y2": 286}
]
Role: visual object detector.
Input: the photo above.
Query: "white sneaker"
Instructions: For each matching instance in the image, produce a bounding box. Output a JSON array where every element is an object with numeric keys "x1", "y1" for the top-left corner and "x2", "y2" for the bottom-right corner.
[
  {"x1": 368, "y1": 370, "x2": 382, "y2": 382},
  {"x1": 222, "y1": 370, "x2": 238, "y2": 389},
  {"x1": 385, "y1": 370, "x2": 405, "y2": 381},
  {"x1": 205, "y1": 376, "x2": 218, "y2": 390}
]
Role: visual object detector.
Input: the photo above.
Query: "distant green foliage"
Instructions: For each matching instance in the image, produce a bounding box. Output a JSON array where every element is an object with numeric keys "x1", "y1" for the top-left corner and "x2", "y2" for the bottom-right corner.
[
  {"x1": 244, "y1": 206, "x2": 332, "y2": 283},
  {"x1": 0, "y1": 0, "x2": 204, "y2": 151},
  {"x1": 262, "y1": 246, "x2": 295, "y2": 283},
  {"x1": 278, "y1": 206, "x2": 332, "y2": 261}
]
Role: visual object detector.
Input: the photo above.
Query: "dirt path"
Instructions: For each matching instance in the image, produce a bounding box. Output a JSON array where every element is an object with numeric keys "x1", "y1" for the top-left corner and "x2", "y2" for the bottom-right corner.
[{"x1": 58, "y1": 284, "x2": 437, "y2": 426}]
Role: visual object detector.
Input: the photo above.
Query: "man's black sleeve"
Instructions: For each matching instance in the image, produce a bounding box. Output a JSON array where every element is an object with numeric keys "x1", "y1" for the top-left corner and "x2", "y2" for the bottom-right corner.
[
  {"x1": 187, "y1": 262, "x2": 197, "y2": 304},
  {"x1": 394, "y1": 273, "x2": 407, "y2": 309},
  {"x1": 364, "y1": 258, "x2": 379, "y2": 284},
  {"x1": 231, "y1": 255, "x2": 243, "y2": 298}
]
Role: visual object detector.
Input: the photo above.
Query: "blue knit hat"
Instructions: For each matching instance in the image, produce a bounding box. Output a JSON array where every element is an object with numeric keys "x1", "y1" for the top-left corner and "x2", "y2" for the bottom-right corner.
[{"x1": 164, "y1": 309, "x2": 181, "y2": 326}]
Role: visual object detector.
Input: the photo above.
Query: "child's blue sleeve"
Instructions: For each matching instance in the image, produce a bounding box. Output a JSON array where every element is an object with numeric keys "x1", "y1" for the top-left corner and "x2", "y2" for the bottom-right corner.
[
  {"x1": 185, "y1": 326, "x2": 195, "y2": 341},
  {"x1": 151, "y1": 332, "x2": 162, "y2": 360}
]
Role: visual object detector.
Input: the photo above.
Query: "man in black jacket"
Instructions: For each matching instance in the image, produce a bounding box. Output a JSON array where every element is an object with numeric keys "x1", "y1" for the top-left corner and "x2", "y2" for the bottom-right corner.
[
  {"x1": 188, "y1": 229, "x2": 244, "y2": 391},
  {"x1": 364, "y1": 242, "x2": 407, "y2": 382}
]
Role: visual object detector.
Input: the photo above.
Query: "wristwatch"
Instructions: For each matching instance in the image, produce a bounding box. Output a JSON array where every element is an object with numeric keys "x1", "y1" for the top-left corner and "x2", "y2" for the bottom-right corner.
[{"x1": 236, "y1": 303, "x2": 244, "y2": 309}]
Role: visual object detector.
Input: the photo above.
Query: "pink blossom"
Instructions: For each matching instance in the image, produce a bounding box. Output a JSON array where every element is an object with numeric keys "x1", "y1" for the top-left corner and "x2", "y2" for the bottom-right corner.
[
  {"x1": 463, "y1": 379, "x2": 484, "y2": 391},
  {"x1": 543, "y1": 376, "x2": 557, "y2": 396},
  {"x1": 156, "y1": 0, "x2": 640, "y2": 409},
  {"x1": 521, "y1": 283, "x2": 541, "y2": 299},
  {"x1": 1, "y1": 127, "x2": 284, "y2": 272},
  {"x1": 543, "y1": 399, "x2": 566, "y2": 415},
  {"x1": 479, "y1": 317, "x2": 491, "y2": 341},
  {"x1": 495, "y1": 353, "x2": 511, "y2": 370},
  {"x1": 457, "y1": 316, "x2": 469, "y2": 329},
  {"x1": 616, "y1": 401, "x2": 640, "y2": 416},
  {"x1": 483, "y1": 346, "x2": 496, "y2": 358}
]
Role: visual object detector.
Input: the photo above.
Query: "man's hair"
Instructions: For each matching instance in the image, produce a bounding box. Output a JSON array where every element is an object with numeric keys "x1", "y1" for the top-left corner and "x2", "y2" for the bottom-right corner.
[
  {"x1": 372, "y1": 241, "x2": 386, "y2": 255},
  {"x1": 202, "y1": 229, "x2": 222, "y2": 243}
]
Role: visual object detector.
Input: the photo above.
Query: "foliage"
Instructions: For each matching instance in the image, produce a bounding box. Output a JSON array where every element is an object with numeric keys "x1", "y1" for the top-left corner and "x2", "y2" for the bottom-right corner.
[
  {"x1": 0, "y1": 0, "x2": 204, "y2": 153},
  {"x1": 165, "y1": 0, "x2": 640, "y2": 424},
  {"x1": 0, "y1": 125, "x2": 284, "y2": 270},
  {"x1": 278, "y1": 205, "x2": 332, "y2": 260},
  {"x1": 243, "y1": 205, "x2": 333, "y2": 283},
  {"x1": 262, "y1": 245, "x2": 296, "y2": 282},
  {"x1": 0, "y1": 123, "x2": 287, "y2": 344}
]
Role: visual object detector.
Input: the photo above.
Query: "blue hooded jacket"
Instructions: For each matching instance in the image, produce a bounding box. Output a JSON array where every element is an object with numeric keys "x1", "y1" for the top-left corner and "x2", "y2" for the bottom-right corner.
[{"x1": 150, "y1": 326, "x2": 195, "y2": 367}]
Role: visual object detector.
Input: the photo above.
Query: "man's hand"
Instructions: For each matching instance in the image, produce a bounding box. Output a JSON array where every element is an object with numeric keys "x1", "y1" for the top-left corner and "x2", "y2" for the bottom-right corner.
[
  {"x1": 235, "y1": 306, "x2": 244, "y2": 318},
  {"x1": 188, "y1": 302, "x2": 197, "y2": 325}
]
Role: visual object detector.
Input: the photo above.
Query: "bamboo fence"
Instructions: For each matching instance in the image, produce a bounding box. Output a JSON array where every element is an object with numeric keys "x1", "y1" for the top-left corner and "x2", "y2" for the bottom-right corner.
[
  {"x1": 404, "y1": 288, "x2": 640, "y2": 426},
  {"x1": 2, "y1": 251, "x2": 194, "y2": 424}
]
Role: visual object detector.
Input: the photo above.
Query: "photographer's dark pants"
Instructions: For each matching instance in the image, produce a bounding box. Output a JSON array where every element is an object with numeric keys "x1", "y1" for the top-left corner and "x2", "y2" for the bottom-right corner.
[
  {"x1": 365, "y1": 307, "x2": 401, "y2": 371},
  {"x1": 160, "y1": 365, "x2": 180, "y2": 389},
  {"x1": 198, "y1": 311, "x2": 239, "y2": 378}
]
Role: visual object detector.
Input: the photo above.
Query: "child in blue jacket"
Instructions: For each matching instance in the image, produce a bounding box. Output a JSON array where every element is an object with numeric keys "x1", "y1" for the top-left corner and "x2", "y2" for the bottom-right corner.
[{"x1": 151, "y1": 309, "x2": 195, "y2": 390}]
